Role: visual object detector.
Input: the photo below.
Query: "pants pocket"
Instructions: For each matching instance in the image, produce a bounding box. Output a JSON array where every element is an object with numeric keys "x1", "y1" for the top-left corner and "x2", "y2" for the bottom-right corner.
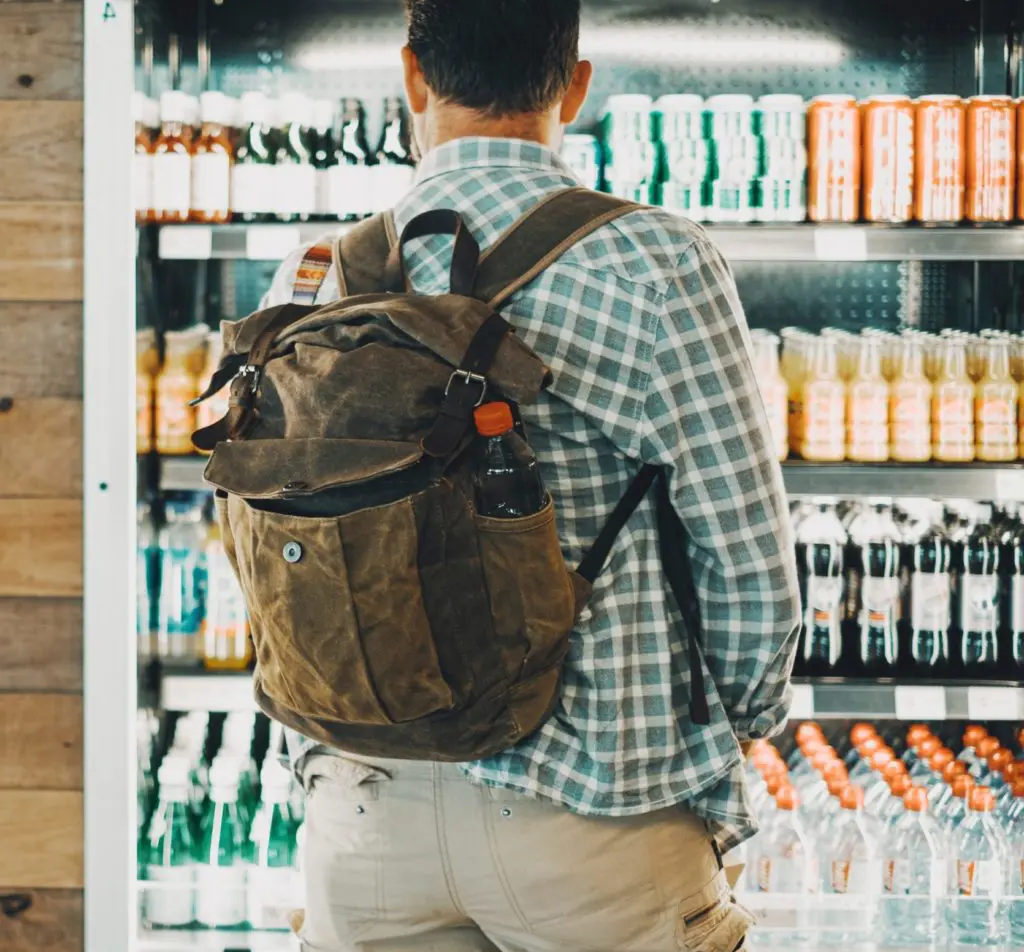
[{"x1": 675, "y1": 874, "x2": 756, "y2": 952}]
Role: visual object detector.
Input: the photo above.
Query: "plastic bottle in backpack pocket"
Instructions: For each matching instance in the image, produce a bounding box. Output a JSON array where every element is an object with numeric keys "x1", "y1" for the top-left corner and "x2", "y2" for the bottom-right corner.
[{"x1": 473, "y1": 402, "x2": 546, "y2": 519}]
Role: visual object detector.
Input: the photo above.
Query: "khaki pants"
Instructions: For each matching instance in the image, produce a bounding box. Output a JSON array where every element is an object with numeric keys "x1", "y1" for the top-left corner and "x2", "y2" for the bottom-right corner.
[{"x1": 296, "y1": 754, "x2": 755, "y2": 952}]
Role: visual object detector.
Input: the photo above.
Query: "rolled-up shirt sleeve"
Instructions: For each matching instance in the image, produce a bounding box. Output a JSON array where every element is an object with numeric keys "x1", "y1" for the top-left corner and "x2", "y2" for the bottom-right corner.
[{"x1": 639, "y1": 236, "x2": 800, "y2": 742}]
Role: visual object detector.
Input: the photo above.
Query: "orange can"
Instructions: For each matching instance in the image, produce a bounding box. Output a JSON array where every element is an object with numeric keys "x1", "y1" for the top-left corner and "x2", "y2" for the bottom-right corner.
[
  {"x1": 808, "y1": 95, "x2": 861, "y2": 222},
  {"x1": 1017, "y1": 98, "x2": 1024, "y2": 219},
  {"x1": 861, "y1": 95, "x2": 915, "y2": 222},
  {"x1": 914, "y1": 95, "x2": 966, "y2": 222},
  {"x1": 966, "y1": 95, "x2": 1016, "y2": 222}
]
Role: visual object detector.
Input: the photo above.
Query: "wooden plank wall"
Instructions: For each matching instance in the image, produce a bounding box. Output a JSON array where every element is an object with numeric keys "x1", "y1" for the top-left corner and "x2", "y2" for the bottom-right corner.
[{"x1": 0, "y1": 2, "x2": 85, "y2": 950}]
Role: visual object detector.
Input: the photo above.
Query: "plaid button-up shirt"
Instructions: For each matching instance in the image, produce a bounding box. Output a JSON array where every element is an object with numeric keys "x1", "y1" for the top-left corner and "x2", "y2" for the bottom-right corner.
[{"x1": 261, "y1": 137, "x2": 800, "y2": 852}]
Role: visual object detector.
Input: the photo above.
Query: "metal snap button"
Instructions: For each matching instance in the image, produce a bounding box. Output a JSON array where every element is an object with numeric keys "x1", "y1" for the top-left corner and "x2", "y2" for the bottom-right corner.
[
  {"x1": 355, "y1": 805, "x2": 366, "y2": 815},
  {"x1": 283, "y1": 480, "x2": 308, "y2": 492},
  {"x1": 501, "y1": 807, "x2": 512, "y2": 818},
  {"x1": 283, "y1": 542, "x2": 303, "y2": 563}
]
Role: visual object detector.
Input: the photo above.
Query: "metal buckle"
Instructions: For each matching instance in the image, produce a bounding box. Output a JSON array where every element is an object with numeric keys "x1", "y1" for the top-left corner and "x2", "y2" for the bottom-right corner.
[
  {"x1": 238, "y1": 364, "x2": 262, "y2": 393},
  {"x1": 444, "y1": 370, "x2": 488, "y2": 407}
]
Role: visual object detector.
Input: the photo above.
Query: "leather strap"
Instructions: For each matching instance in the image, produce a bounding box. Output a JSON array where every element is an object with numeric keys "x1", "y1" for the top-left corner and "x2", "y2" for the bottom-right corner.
[
  {"x1": 383, "y1": 209, "x2": 480, "y2": 297},
  {"x1": 474, "y1": 188, "x2": 640, "y2": 309}
]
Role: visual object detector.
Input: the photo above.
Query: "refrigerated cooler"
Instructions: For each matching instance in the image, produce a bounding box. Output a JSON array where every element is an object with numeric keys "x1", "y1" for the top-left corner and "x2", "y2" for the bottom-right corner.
[{"x1": 81, "y1": 0, "x2": 1024, "y2": 949}]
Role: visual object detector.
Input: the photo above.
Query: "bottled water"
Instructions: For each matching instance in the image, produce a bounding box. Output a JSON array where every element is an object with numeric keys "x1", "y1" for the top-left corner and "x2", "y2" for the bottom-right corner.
[
  {"x1": 247, "y1": 758, "x2": 300, "y2": 932},
  {"x1": 157, "y1": 498, "x2": 206, "y2": 660},
  {"x1": 1007, "y1": 781, "x2": 1024, "y2": 946},
  {"x1": 961, "y1": 725, "x2": 990, "y2": 776},
  {"x1": 949, "y1": 785, "x2": 1009, "y2": 945},
  {"x1": 143, "y1": 756, "x2": 197, "y2": 929},
  {"x1": 195, "y1": 756, "x2": 248, "y2": 930},
  {"x1": 880, "y1": 774, "x2": 913, "y2": 832},
  {"x1": 137, "y1": 502, "x2": 158, "y2": 660},
  {"x1": 755, "y1": 785, "x2": 817, "y2": 946},
  {"x1": 941, "y1": 775, "x2": 976, "y2": 839},
  {"x1": 882, "y1": 786, "x2": 945, "y2": 945}
]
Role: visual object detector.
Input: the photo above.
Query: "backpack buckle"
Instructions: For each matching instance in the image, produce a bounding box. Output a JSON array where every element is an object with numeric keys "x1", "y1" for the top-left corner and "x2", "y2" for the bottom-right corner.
[
  {"x1": 444, "y1": 370, "x2": 488, "y2": 407},
  {"x1": 238, "y1": 364, "x2": 262, "y2": 394}
]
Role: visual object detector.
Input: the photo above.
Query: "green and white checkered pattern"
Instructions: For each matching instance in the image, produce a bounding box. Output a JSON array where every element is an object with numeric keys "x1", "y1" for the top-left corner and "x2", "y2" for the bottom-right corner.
[{"x1": 261, "y1": 137, "x2": 800, "y2": 852}]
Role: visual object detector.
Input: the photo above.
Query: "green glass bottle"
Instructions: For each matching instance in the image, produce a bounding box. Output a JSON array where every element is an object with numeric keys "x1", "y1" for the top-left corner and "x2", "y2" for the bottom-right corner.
[
  {"x1": 143, "y1": 756, "x2": 197, "y2": 929},
  {"x1": 247, "y1": 758, "x2": 299, "y2": 931},
  {"x1": 194, "y1": 757, "x2": 248, "y2": 930}
]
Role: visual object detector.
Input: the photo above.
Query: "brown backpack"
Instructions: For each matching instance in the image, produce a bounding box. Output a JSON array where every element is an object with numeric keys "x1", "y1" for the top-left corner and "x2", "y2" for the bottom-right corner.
[{"x1": 192, "y1": 187, "x2": 709, "y2": 761}]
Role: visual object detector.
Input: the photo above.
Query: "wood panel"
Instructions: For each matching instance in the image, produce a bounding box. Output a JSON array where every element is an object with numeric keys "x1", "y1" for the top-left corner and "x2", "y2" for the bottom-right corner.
[
  {"x1": 0, "y1": 203, "x2": 82, "y2": 302},
  {"x1": 0, "y1": 599, "x2": 82, "y2": 692},
  {"x1": 0, "y1": 3, "x2": 83, "y2": 101},
  {"x1": 0, "y1": 102, "x2": 82, "y2": 202},
  {"x1": 0, "y1": 399, "x2": 81, "y2": 498},
  {"x1": 0, "y1": 889, "x2": 82, "y2": 952},
  {"x1": 0, "y1": 695, "x2": 81, "y2": 790},
  {"x1": 0, "y1": 303, "x2": 83, "y2": 400},
  {"x1": 0, "y1": 792, "x2": 82, "y2": 889},
  {"x1": 0, "y1": 500, "x2": 82, "y2": 598}
]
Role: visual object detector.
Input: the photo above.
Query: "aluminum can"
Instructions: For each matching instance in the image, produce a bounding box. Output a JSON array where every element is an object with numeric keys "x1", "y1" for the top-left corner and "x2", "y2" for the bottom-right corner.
[
  {"x1": 561, "y1": 134, "x2": 601, "y2": 191},
  {"x1": 807, "y1": 95, "x2": 861, "y2": 222},
  {"x1": 861, "y1": 94, "x2": 915, "y2": 222},
  {"x1": 965, "y1": 95, "x2": 1015, "y2": 222},
  {"x1": 602, "y1": 94, "x2": 653, "y2": 143},
  {"x1": 914, "y1": 95, "x2": 966, "y2": 223},
  {"x1": 756, "y1": 94, "x2": 807, "y2": 141},
  {"x1": 706, "y1": 94, "x2": 755, "y2": 139}
]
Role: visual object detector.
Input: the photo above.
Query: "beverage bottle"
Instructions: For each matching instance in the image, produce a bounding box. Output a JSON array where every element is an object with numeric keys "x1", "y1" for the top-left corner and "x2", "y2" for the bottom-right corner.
[
  {"x1": 157, "y1": 500, "x2": 206, "y2": 660},
  {"x1": 933, "y1": 339, "x2": 976, "y2": 462},
  {"x1": 932, "y1": 760, "x2": 970, "y2": 813},
  {"x1": 847, "y1": 336, "x2": 890, "y2": 462},
  {"x1": 950, "y1": 786, "x2": 1009, "y2": 945},
  {"x1": 152, "y1": 91, "x2": 193, "y2": 223},
  {"x1": 144, "y1": 756, "x2": 197, "y2": 929},
  {"x1": 310, "y1": 99, "x2": 336, "y2": 221},
  {"x1": 247, "y1": 758, "x2": 298, "y2": 931},
  {"x1": 904, "y1": 501, "x2": 952, "y2": 678},
  {"x1": 195, "y1": 330, "x2": 227, "y2": 441},
  {"x1": 903, "y1": 723, "x2": 933, "y2": 770},
  {"x1": 890, "y1": 337, "x2": 933, "y2": 461},
  {"x1": 817, "y1": 785, "x2": 881, "y2": 944},
  {"x1": 329, "y1": 97, "x2": 373, "y2": 221},
  {"x1": 231, "y1": 92, "x2": 275, "y2": 224},
  {"x1": 134, "y1": 92, "x2": 154, "y2": 223},
  {"x1": 190, "y1": 91, "x2": 234, "y2": 224},
  {"x1": 941, "y1": 775, "x2": 977, "y2": 839},
  {"x1": 976, "y1": 339, "x2": 1018, "y2": 461},
  {"x1": 1001, "y1": 506, "x2": 1024, "y2": 679},
  {"x1": 800, "y1": 336, "x2": 846, "y2": 461},
  {"x1": 136, "y1": 328, "x2": 159, "y2": 454},
  {"x1": 372, "y1": 95, "x2": 416, "y2": 213},
  {"x1": 137, "y1": 502, "x2": 158, "y2": 661},
  {"x1": 962, "y1": 725, "x2": 991, "y2": 776},
  {"x1": 911, "y1": 736, "x2": 943, "y2": 782},
  {"x1": 195, "y1": 756, "x2": 248, "y2": 930},
  {"x1": 473, "y1": 403, "x2": 546, "y2": 519},
  {"x1": 1008, "y1": 780, "x2": 1024, "y2": 945},
  {"x1": 881, "y1": 774, "x2": 914, "y2": 832},
  {"x1": 856, "y1": 502, "x2": 901, "y2": 677},
  {"x1": 956, "y1": 506, "x2": 1001, "y2": 677},
  {"x1": 202, "y1": 514, "x2": 250, "y2": 671},
  {"x1": 155, "y1": 328, "x2": 203, "y2": 456},
  {"x1": 756, "y1": 785, "x2": 817, "y2": 945},
  {"x1": 271, "y1": 93, "x2": 317, "y2": 224},
  {"x1": 795, "y1": 499, "x2": 846, "y2": 676},
  {"x1": 780, "y1": 328, "x2": 809, "y2": 454},
  {"x1": 882, "y1": 785, "x2": 946, "y2": 945},
  {"x1": 753, "y1": 332, "x2": 789, "y2": 461}
]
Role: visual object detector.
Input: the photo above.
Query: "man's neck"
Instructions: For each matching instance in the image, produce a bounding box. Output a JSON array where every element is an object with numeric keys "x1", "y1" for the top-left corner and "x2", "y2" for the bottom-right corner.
[{"x1": 423, "y1": 104, "x2": 560, "y2": 152}]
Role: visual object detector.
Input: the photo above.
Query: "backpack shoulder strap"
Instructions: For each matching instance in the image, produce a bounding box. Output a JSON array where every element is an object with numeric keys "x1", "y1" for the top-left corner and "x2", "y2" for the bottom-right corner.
[
  {"x1": 291, "y1": 211, "x2": 398, "y2": 304},
  {"x1": 474, "y1": 187, "x2": 640, "y2": 309}
]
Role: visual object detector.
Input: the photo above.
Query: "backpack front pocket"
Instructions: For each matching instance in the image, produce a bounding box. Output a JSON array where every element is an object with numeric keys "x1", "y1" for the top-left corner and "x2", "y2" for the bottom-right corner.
[{"x1": 224, "y1": 492, "x2": 455, "y2": 726}]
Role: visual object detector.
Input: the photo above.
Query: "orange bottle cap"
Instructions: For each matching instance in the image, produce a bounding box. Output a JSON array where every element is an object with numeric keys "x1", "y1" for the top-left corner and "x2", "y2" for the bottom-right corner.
[
  {"x1": 1013, "y1": 778, "x2": 1024, "y2": 799},
  {"x1": 822, "y1": 760, "x2": 849, "y2": 783},
  {"x1": 827, "y1": 775, "x2": 850, "y2": 797},
  {"x1": 988, "y1": 748, "x2": 1013, "y2": 772},
  {"x1": 776, "y1": 785, "x2": 800, "y2": 811},
  {"x1": 907, "y1": 725, "x2": 932, "y2": 748},
  {"x1": 765, "y1": 773, "x2": 787, "y2": 797},
  {"x1": 964, "y1": 725, "x2": 989, "y2": 749},
  {"x1": 930, "y1": 747, "x2": 955, "y2": 771},
  {"x1": 883, "y1": 760, "x2": 909, "y2": 783},
  {"x1": 796, "y1": 722, "x2": 825, "y2": 745},
  {"x1": 968, "y1": 786, "x2": 996, "y2": 812},
  {"x1": 943, "y1": 760, "x2": 969, "y2": 783},
  {"x1": 811, "y1": 746, "x2": 838, "y2": 770},
  {"x1": 859, "y1": 736, "x2": 884, "y2": 756},
  {"x1": 951, "y1": 775, "x2": 976, "y2": 799},
  {"x1": 977, "y1": 737, "x2": 1001, "y2": 760},
  {"x1": 889, "y1": 774, "x2": 912, "y2": 797},
  {"x1": 1006, "y1": 761, "x2": 1024, "y2": 783},
  {"x1": 918, "y1": 736, "x2": 942, "y2": 759},
  {"x1": 800, "y1": 737, "x2": 826, "y2": 756},
  {"x1": 1017, "y1": 727, "x2": 1024, "y2": 749},
  {"x1": 840, "y1": 785, "x2": 865, "y2": 810},
  {"x1": 851, "y1": 723, "x2": 878, "y2": 746},
  {"x1": 903, "y1": 786, "x2": 929, "y2": 812},
  {"x1": 474, "y1": 402, "x2": 514, "y2": 437},
  {"x1": 871, "y1": 748, "x2": 895, "y2": 771}
]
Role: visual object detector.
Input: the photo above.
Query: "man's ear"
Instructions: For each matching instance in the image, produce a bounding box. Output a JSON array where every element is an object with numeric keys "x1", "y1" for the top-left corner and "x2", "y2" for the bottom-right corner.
[
  {"x1": 560, "y1": 60, "x2": 593, "y2": 126},
  {"x1": 402, "y1": 46, "x2": 429, "y2": 114}
]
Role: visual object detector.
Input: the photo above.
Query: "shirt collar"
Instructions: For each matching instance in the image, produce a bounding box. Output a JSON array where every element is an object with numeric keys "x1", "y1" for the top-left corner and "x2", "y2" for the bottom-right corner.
[{"x1": 414, "y1": 136, "x2": 580, "y2": 187}]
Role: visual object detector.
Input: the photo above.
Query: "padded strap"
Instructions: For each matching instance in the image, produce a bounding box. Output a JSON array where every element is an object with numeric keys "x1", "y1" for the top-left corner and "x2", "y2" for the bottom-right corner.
[
  {"x1": 292, "y1": 242, "x2": 335, "y2": 305},
  {"x1": 474, "y1": 188, "x2": 639, "y2": 309},
  {"x1": 384, "y1": 209, "x2": 480, "y2": 297},
  {"x1": 334, "y1": 212, "x2": 398, "y2": 297},
  {"x1": 576, "y1": 464, "x2": 710, "y2": 727}
]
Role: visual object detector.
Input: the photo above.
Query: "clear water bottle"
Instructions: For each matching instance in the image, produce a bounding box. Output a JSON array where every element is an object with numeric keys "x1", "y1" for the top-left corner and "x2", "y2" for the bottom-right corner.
[
  {"x1": 795, "y1": 499, "x2": 847, "y2": 677},
  {"x1": 157, "y1": 499, "x2": 206, "y2": 660},
  {"x1": 949, "y1": 785, "x2": 1009, "y2": 946},
  {"x1": 144, "y1": 756, "x2": 197, "y2": 929},
  {"x1": 941, "y1": 775, "x2": 977, "y2": 838},
  {"x1": 882, "y1": 786, "x2": 945, "y2": 945},
  {"x1": 247, "y1": 758, "x2": 299, "y2": 932},
  {"x1": 473, "y1": 402, "x2": 546, "y2": 519},
  {"x1": 195, "y1": 756, "x2": 248, "y2": 930},
  {"x1": 756, "y1": 785, "x2": 817, "y2": 946},
  {"x1": 1006, "y1": 780, "x2": 1024, "y2": 945}
]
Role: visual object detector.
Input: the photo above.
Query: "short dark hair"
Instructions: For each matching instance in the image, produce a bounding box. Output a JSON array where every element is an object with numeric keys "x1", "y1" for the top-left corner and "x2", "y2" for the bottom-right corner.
[{"x1": 405, "y1": 0, "x2": 581, "y2": 117}]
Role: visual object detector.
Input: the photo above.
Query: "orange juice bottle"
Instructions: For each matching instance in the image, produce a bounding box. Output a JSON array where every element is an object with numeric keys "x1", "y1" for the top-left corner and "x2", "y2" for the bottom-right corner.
[
  {"x1": 202, "y1": 514, "x2": 252, "y2": 671},
  {"x1": 156, "y1": 329, "x2": 204, "y2": 456},
  {"x1": 801, "y1": 336, "x2": 846, "y2": 461},
  {"x1": 976, "y1": 338, "x2": 1018, "y2": 462},
  {"x1": 781, "y1": 328, "x2": 809, "y2": 457},
  {"x1": 847, "y1": 336, "x2": 890, "y2": 462},
  {"x1": 194, "y1": 330, "x2": 226, "y2": 450},
  {"x1": 933, "y1": 339, "x2": 975, "y2": 462},
  {"x1": 890, "y1": 338, "x2": 932, "y2": 462},
  {"x1": 136, "y1": 329, "x2": 159, "y2": 455},
  {"x1": 754, "y1": 333, "x2": 789, "y2": 461}
]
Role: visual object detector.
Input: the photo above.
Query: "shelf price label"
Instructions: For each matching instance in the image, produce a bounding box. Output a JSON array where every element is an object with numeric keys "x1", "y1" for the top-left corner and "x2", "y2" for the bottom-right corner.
[
  {"x1": 158, "y1": 226, "x2": 213, "y2": 260},
  {"x1": 895, "y1": 686, "x2": 946, "y2": 721},
  {"x1": 967, "y1": 686, "x2": 1023, "y2": 721},
  {"x1": 813, "y1": 228, "x2": 868, "y2": 262},
  {"x1": 246, "y1": 225, "x2": 302, "y2": 261},
  {"x1": 789, "y1": 683, "x2": 814, "y2": 720}
]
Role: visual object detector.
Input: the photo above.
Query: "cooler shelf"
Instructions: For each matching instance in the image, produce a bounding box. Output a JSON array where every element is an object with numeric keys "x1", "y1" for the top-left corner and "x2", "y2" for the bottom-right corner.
[
  {"x1": 155, "y1": 455, "x2": 1024, "y2": 502},
  {"x1": 149, "y1": 221, "x2": 1024, "y2": 262},
  {"x1": 137, "y1": 928, "x2": 297, "y2": 952}
]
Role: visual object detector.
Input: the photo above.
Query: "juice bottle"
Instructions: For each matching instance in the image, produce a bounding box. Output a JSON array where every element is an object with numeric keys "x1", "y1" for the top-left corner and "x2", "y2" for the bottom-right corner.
[
  {"x1": 133, "y1": 91, "x2": 153, "y2": 223},
  {"x1": 847, "y1": 336, "x2": 890, "y2": 462},
  {"x1": 190, "y1": 91, "x2": 234, "y2": 224},
  {"x1": 781, "y1": 328, "x2": 810, "y2": 456},
  {"x1": 822, "y1": 327, "x2": 858, "y2": 381},
  {"x1": 195, "y1": 330, "x2": 227, "y2": 442},
  {"x1": 801, "y1": 336, "x2": 846, "y2": 462},
  {"x1": 755, "y1": 333, "x2": 789, "y2": 461},
  {"x1": 156, "y1": 329, "x2": 204, "y2": 456},
  {"x1": 977, "y1": 339, "x2": 1017, "y2": 462},
  {"x1": 890, "y1": 338, "x2": 933, "y2": 462},
  {"x1": 136, "y1": 328, "x2": 159, "y2": 455},
  {"x1": 202, "y1": 514, "x2": 251, "y2": 671},
  {"x1": 152, "y1": 91, "x2": 193, "y2": 224},
  {"x1": 933, "y1": 339, "x2": 975, "y2": 463}
]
